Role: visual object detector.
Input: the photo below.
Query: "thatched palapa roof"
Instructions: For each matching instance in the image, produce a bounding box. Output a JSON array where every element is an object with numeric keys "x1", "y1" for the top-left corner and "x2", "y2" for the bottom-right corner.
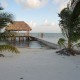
[{"x1": 6, "y1": 21, "x2": 32, "y2": 31}]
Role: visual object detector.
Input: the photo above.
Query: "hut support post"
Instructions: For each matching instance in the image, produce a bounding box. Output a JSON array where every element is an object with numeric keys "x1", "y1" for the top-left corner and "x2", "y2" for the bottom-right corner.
[
  {"x1": 19, "y1": 36, "x2": 20, "y2": 43},
  {"x1": 23, "y1": 36, "x2": 24, "y2": 41},
  {"x1": 27, "y1": 31, "x2": 30, "y2": 41},
  {"x1": 11, "y1": 36, "x2": 12, "y2": 41}
]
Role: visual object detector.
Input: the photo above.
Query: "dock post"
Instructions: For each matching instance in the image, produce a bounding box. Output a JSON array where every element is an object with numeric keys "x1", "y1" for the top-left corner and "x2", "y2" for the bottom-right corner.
[
  {"x1": 19, "y1": 36, "x2": 20, "y2": 43},
  {"x1": 27, "y1": 31, "x2": 30, "y2": 41},
  {"x1": 11, "y1": 36, "x2": 12, "y2": 41},
  {"x1": 23, "y1": 36, "x2": 24, "y2": 41},
  {"x1": 14, "y1": 36, "x2": 16, "y2": 42}
]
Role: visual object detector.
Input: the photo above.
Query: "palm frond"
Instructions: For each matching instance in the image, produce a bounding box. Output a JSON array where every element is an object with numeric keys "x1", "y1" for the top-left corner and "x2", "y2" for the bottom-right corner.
[
  {"x1": 0, "y1": 44, "x2": 19, "y2": 53},
  {"x1": 58, "y1": 38, "x2": 66, "y2": 48},
  {"x1": 0, "y1": 6, "x2": 19, "y2": 54},
  {"x1": 0, "y1": 12, "x2": 14, "y2": 28},
  {"x1": 58, "y1": 7, "x2": 80, "y2": 50},
  {"x1": 0, "y1": 31, "x2": 16, "y2": 41},
  {"x1": 76, "y1": 43, "x2": 80, "y2": 47},
  {"x1": 0, "y1": 7, "x2": 3, "y2": 10}
]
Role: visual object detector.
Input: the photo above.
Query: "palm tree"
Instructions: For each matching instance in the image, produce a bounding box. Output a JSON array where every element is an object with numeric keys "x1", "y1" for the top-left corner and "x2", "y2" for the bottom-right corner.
[
  {"x1": 0, "y1": 6, "x2": 19, "y2": 56},
  {"x1": 57, "y1": 8, "x2": 80, "y2": 55}
]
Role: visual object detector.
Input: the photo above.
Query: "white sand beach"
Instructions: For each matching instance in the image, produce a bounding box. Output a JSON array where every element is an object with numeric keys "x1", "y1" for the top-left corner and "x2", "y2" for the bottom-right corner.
[{"x1": 0, "y1": 48, "x2": 80, "y2": 80}]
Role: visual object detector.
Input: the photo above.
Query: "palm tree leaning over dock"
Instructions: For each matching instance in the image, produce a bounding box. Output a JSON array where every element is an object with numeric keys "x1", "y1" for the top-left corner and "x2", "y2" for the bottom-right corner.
[
  {"x1": 0, "y1": 6, "x2": 19, "y2": 56},
  {"x1": 57, "y1": 8, "x2": 80, "y2": 56}
]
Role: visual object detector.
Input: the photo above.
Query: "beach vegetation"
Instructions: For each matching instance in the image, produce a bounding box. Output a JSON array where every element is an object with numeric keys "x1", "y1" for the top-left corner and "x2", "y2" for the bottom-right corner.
[
  {"x1": 58, "y1": 38, "x2": 66, "y2": 49},
  {"x1": 0, "y1": 6, "x2": 19, "y2": 56},
  {"x1": 57, "y1": 7, "x2": 80, "y2": 56}
]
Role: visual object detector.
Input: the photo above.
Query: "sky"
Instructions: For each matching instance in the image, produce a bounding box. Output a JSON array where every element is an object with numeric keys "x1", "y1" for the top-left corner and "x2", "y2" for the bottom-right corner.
[{"x1": 0, "y1": 0, "x2": 69, "y2": 33}]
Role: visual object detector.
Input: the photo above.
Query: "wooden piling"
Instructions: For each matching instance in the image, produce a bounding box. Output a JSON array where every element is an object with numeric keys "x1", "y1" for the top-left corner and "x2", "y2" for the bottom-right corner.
[{"x1": 19, "y1": 36, "x2": 20, "y2": 42}]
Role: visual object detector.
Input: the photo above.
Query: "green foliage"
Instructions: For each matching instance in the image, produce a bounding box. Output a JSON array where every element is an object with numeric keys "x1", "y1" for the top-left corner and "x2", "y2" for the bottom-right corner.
[
  {"x1": 0, "y1": 44, "x2": 19, "y2": 53},
  {"x1": 76, "y1": 43, "x2": 80, "y2": 47},
  {"x1": 58, "y1": 7, "x2": 80, "y2": 49},
  {"x1": 0, "y1": 31, "x2": 16, "y2": 41},
  {"x1": 0, "y1": 7, "x2": 3, "y2": 10},
  {"x1": 0, "y1": 6, "x2": 19, "y2": 53},
  {"x1": 0, "y1": 12, "x2": 14, "y2": 28},
  {"x1": 58, "y1": 38, "x2": 66, "y2": 48}
]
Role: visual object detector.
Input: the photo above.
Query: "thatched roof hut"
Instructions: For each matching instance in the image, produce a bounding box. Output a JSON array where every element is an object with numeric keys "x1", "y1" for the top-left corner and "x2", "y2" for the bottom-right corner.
[{"x1": 6, "y1": 21, "x2": 32, "y2": 31}]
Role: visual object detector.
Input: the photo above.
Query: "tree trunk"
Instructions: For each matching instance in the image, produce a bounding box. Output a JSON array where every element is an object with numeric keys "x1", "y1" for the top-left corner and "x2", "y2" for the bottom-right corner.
[{"x1": 68, "y1": 37, "x2": 72, "y2": 49}]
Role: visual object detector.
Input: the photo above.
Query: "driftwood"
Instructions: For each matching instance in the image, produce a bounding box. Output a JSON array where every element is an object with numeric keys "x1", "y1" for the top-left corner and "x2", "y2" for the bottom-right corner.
[
  {"x1": 56, "y1": 48, "x2": 80, "y2": 56},
  {"x1": 0, "y1": 54, "x2": 5, "y2": 57}
]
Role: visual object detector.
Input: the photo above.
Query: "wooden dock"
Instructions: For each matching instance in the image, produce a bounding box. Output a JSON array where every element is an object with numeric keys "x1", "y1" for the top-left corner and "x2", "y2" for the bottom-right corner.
[{"x1": 3, "y1": 36, "x2": 37, "y2": 42}]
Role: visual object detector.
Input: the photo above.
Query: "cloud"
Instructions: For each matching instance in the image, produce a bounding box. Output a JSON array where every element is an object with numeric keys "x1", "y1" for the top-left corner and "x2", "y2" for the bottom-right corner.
[
  {"x1": 28, "y1": 21, "x2": 37, "y2": 28},
  {"x1": 52, "y1": 0, "x2": 69, "y2": 11},
  {"x1": 43, "y1": 19, "x2": 55, "y2": 26},
  {"x1": 52, "y1": 0, "x2": 63, "y2": 4},
  {"x1": 15, "y1": 0, "x2": 48, "y2": 9},
  {"x1": 28, "y1": 20, "x2": 61, "y2": 33},
  {"x1": 0, "y1": 0, "x2": 8, "y2": 8},
  {"x1": 44, "y1": 19, "x2": 49, "y2": 26},
  {"x1": 32, "y1": 23, "x2": 61, "y2": 33}
]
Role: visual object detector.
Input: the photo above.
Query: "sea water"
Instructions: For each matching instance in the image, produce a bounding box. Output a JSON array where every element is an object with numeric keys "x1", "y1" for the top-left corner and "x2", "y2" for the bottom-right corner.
[
  {"x1": 0, "y1": 33, "x2": 64, "y2": 48},
  {"x1": 30, "y1": 33, "x2": 64, "y2": 44},
  {"x1": 10, "y1": 33, "x2": 64, "y2": 48}
]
